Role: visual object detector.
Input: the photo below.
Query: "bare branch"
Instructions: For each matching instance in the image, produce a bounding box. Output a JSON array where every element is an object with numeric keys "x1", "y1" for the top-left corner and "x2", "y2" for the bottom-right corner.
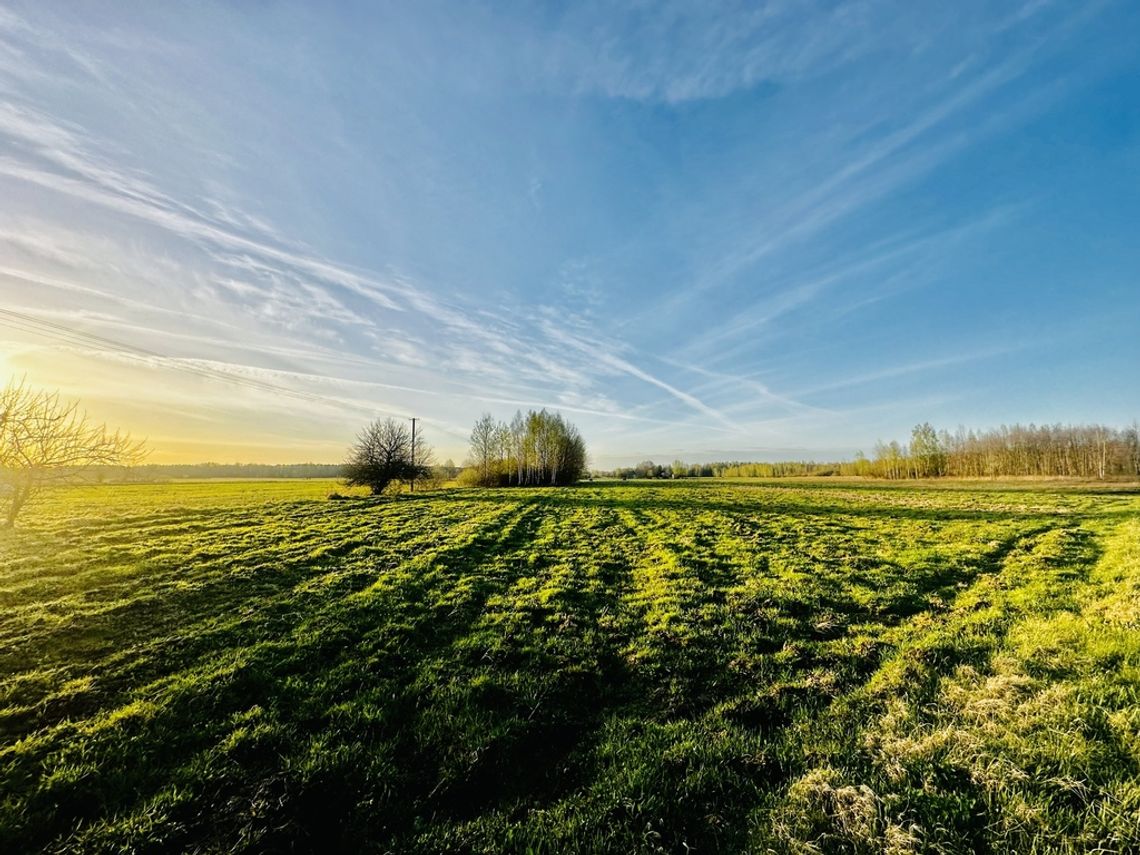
[{"x1": 1, "y1": 377, "x2": 148, "y2": 527}]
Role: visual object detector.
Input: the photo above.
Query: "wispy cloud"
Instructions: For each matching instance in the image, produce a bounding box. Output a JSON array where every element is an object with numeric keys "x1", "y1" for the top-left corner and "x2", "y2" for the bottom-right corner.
[
  {"x1": 648, "y1": 5, "x2": 1094, "y2": 325},
  {"x1": 539, "y1": 320, "x2": 736, "y2": 428},
  {"x1": 525, "y1": 0, "x2": 907, "y2": 104},
  {"x1": 1, "y1": 1, "x2": 1134, "y2": 461},
  {"x1": 675, "y1": 204, "x2": 1026, "y2": 366},
  {"x1": 789, "y1": 346, "x2": 1027, "y2": 401}
]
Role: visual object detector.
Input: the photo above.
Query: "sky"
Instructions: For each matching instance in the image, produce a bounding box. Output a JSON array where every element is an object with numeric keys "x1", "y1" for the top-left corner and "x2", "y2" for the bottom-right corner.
[{"x1": 1, "y1": 1, "x2": 1138, "y2": 467}]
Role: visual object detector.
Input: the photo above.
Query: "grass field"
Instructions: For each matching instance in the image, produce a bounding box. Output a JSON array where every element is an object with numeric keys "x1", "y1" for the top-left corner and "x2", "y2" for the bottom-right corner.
[{"x1": 2, "y1": 479, "x2": 1139, "y2": 853}]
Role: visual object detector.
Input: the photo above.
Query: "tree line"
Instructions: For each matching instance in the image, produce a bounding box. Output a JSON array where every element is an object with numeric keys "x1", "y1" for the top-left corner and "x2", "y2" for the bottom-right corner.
[
  {"x1": 607, "y1": 460, "x2": 717, "y2": 480},
  {"x1": 4, "y1": 373, "x2": 1134, "y2": 528},
  {"x1": 599, "y1": 460, "x2": 843, "y2": 479},
  {"x1": 865, "y1": 421, "x2": 1140, "y2": 479},
  {"x1": 118, "y1": 463, "x2": 346, "y2": 481},
  {"x1": 610, "y1": 422, "x2": 1140, "y2": 482},
  {"x1": 465, "y1": 409, "x2": 587, "y2": 486}
]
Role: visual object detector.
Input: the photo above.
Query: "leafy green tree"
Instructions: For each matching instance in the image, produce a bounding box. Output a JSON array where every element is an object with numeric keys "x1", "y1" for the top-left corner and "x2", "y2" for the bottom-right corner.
[
  {"x1": 910, "y1": 422, "x2": 946, "y2": 477},
  {"x1": 463, "y1": 409, "x2": 587, "y2": 486}
]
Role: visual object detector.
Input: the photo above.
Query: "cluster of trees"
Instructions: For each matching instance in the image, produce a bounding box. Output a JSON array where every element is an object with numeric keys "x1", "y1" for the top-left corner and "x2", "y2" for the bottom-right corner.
[
  {"x1": 1, "y1": 378, "x2": 145, "y2": 527},
  {"x1": 863, "y1": 422, "x2": 1140, "y2": 480},
  {"x1": 597, "y1": 422, "x2": 1140, "y2": 483},
  {"x1": 465, "y1": 410, "x2": 587, "y2": 487}
]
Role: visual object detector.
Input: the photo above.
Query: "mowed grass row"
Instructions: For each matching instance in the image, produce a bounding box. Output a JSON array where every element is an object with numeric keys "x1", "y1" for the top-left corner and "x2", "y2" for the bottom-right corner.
[{"x1": 1, "y1": 479, "x2": 1137, "y2": 852}]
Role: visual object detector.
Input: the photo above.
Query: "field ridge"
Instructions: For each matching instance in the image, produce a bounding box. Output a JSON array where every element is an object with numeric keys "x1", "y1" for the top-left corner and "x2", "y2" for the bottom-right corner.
[{"x1": 1, "y1": 480, "x2": 1137, "y2": 852}]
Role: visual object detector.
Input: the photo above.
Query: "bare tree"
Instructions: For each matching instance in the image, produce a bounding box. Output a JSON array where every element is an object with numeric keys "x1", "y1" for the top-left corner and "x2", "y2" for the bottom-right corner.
[
  {"x1": 0, "y1": 378, "x2": 146, "y2": 528},
  {"x1": 468, "y1": 413, "x2": 497, "y2": 484},
  {"x1": 344, "y1": 418, "x2": 433, "y2": 495}
]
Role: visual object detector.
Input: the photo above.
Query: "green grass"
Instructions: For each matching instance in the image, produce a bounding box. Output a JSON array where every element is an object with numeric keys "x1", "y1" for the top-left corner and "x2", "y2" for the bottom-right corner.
[{"x1": 2, "y1": 479, "x2": 1138, "y2": 853}]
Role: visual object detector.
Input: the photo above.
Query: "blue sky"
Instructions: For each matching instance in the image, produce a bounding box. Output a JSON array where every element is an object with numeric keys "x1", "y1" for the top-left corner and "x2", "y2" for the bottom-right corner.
[{"x1": 1, "y1": 1, "x2": 1137, "y2": 465}]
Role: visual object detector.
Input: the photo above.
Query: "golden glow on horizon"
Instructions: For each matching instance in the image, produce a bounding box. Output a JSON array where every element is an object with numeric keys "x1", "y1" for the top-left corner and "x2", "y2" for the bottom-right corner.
[{"x1": 0, "y1": 338, "x2": 364, "y2": 464}]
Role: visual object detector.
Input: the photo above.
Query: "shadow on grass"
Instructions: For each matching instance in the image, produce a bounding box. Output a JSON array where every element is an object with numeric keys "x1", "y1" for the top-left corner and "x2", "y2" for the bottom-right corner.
[{"x1": 379, "y1": 481, "x2": 1137, "y2": 524}]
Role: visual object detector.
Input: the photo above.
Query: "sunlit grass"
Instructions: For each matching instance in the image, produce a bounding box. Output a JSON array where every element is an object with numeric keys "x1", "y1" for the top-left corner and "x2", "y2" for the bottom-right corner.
[{"x1": 1, "y1": 479, "x2": 1137, "y2": 852}]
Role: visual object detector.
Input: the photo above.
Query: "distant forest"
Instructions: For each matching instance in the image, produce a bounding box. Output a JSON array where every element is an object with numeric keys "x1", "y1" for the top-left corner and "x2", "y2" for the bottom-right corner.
[
  {"x1": 605, "y1": 422, "x2": 1140, "y2": 481},
  {"x1": 93, "y1": 463, "x2": 346, "y2": 481},
  {"x1": 66, "y1": 422, "x2": 1140, "y2": 484}
]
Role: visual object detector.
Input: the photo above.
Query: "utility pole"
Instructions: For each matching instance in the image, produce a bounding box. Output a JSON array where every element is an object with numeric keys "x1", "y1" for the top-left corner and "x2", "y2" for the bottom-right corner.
[{"x1": 410, "y1": 417, "x2": 417, "y2": 493}]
